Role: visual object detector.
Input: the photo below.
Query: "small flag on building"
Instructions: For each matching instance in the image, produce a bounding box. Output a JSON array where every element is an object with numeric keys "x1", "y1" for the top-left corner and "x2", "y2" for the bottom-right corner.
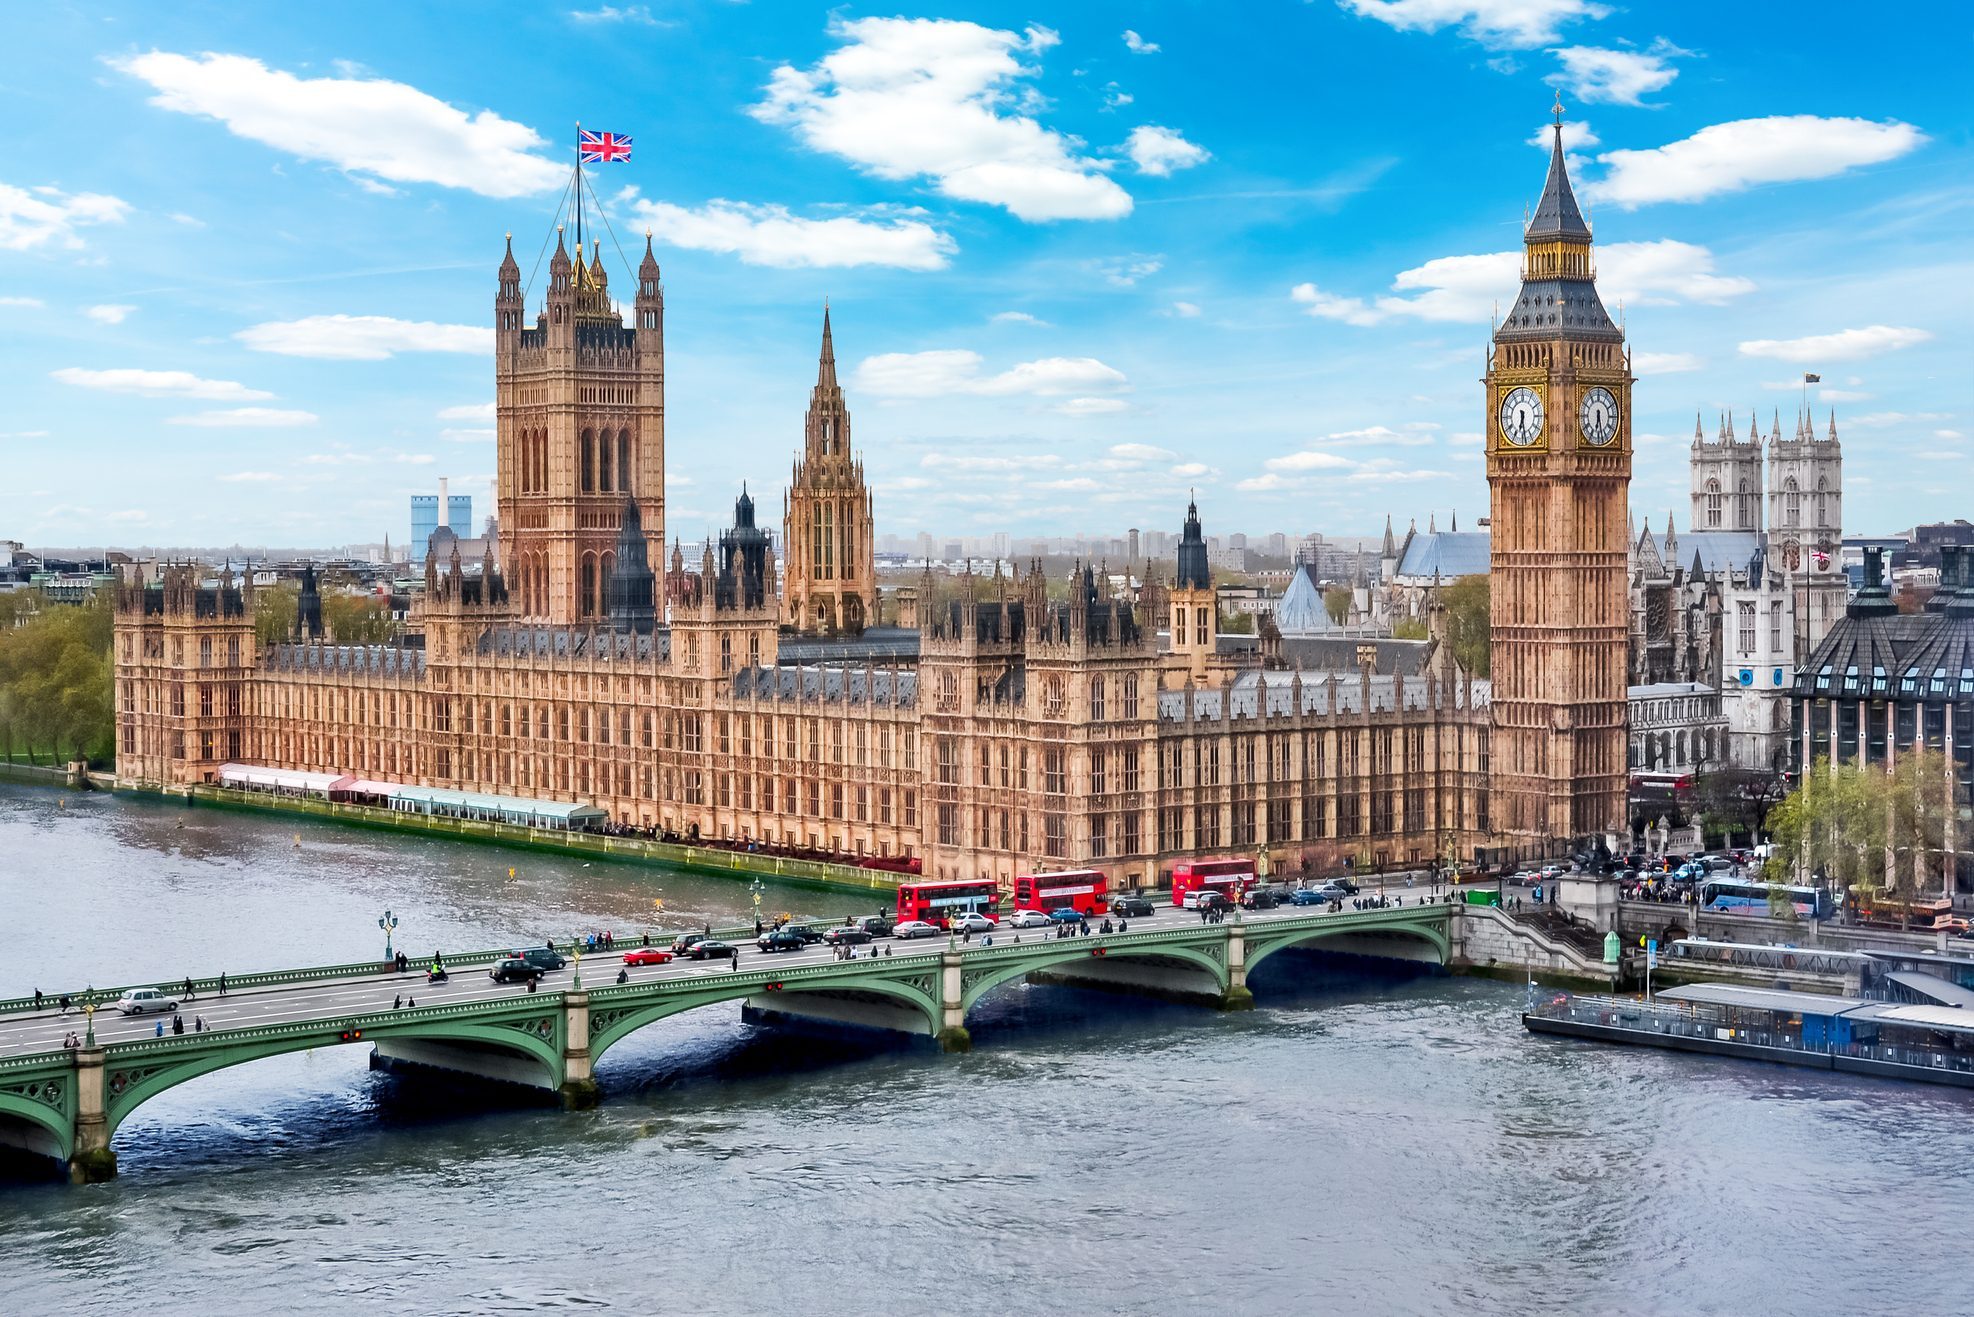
[
  {"x1": 579, "y1": 129, "x2": 633, "y2": 164},
  {"x1": 1803, "y1": 373, "x2": 1822, "y2": 383}
]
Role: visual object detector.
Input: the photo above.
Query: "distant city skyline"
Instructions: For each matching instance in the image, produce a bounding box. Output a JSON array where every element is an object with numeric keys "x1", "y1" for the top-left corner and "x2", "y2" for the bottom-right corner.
[{"x1": 1, "y1": 4, "x2": 1966, "y2": 546}]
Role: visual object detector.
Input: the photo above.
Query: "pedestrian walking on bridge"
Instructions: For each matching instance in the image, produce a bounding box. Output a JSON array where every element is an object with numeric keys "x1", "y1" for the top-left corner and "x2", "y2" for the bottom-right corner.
[{"x1": 33, "y1": 989, "x2": 42, "y2": 1011}]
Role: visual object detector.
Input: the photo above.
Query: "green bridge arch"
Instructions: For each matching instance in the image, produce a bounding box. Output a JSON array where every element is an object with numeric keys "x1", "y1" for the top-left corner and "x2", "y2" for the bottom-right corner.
[
  {"x1": 586, "y1": 971, "x2": 945, "y2": 1058},
  {"x1": 100, "y1": 1015, "x2": 564, "y2": 1139},
  {"x1": 1244, "y1": 908, "x2": 1452, "y2": 977},
  {"x1": 0, "y1": 1079, "x2": 76, "y2": 1162},
  {"x1": 959, "y1": 941, "x2": 1230, "y2": 1014}
]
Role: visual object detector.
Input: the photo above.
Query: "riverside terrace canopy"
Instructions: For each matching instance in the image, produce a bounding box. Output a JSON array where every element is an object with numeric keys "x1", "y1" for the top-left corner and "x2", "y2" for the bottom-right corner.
[{"x1": 216, "y1": 764, "x2": 606, "y2": 831}]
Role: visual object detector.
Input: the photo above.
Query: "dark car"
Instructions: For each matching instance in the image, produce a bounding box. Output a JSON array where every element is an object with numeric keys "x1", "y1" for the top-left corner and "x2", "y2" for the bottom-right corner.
[
  {"x1": 518, "y1": 947, "x2": 567, "y2": 971},
  {"x1": 1241, "y1": 889, "x2": 1280, "y2": 910},
  {"x1": 686, "y1": 940, "x2": 736, "y2": 961},
  {"x1": 490, "y1": 958, "x2": 542, "y2": 984},
  {"x1": 855, "y1": 916, "x2": 894, "y2": 937},
  {"x1": 757, "y1": 929, "x2": 808, "y2": 953},
  {"x1": 783, "y1": 925, "x2": 826, "y2": 945},
  {"x1": 671, "y1": 933, "x2": 710, "y2": 955},
  {"x1": 1112, "y1": 896, "x2": 1157, "y2": 919},
  {"x1": 1289, "y1": 888, "x2": 1328, "y2": 907},
  {"x1": 824, "y1": 927, "x2": 872, "y2": 946},
  {"x1": 1331, "y1": 878, "x2": 1361, "y2": 895}
]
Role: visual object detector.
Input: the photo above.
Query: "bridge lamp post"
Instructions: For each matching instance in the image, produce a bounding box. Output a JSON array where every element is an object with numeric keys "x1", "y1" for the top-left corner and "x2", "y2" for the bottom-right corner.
[
  {"x1": 571, "y1": 944, "x2": 582, "y2": 991},
  {"x1": 378, "y1": 910, "x2": 398, "y2": 961},
  {"x1": 749, "y1": 878, "x2": 764, "y2": 929}
]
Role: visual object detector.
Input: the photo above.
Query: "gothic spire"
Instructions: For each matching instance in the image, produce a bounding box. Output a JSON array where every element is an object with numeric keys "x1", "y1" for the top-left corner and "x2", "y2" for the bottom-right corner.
[
  {"x1": 818, "y1": 303, "x2": 837, "y2": 391},
  {"x1": 1526, "y1": 95, "x2": 1591, "y2": 243}
]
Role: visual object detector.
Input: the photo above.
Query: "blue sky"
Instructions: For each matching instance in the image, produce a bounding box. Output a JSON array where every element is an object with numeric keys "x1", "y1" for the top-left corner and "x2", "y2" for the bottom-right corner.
[{"x1": 1, "y1": 1, "x2": 1967, "y2": 550}]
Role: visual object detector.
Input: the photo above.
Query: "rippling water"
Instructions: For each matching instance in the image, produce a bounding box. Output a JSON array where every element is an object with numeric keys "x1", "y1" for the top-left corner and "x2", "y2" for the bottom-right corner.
[{"x1": 3, "y1": 783, "x2": 1968, "y2": 1315}]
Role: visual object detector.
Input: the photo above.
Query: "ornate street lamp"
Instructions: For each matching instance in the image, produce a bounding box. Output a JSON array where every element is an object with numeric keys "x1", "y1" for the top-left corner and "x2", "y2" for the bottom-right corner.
[{"x1": 379, "y1": 910, "x2": 398, "y2": 961}]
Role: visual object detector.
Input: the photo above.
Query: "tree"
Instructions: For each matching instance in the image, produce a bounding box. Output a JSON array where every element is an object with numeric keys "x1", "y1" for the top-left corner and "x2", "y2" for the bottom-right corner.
[
  {"x1": 0, "y1": 592, "x2": 115, "y2": 765},
  {"x1": 255, "y1": 584, "x2": 298, "y2": 645},
  {"x1": 1322, "y1": 585, "x2": 1351, "y2": 625},
  {"x1": 1392, "y1": 617, "x2": 1428, "y2": 640},
  {"x1": 1763, "y1": 750, "x2": 1956, "y2": 926},
  {"x1": 322, "y1": 592, "x2": 397, "y2": 643},
  {"x1": 1438, "y1": 574, "x2": 1490, "y2": 677},
  {"x1": 1683, "y1": 768, "x2": 1774, "y2": 845}
]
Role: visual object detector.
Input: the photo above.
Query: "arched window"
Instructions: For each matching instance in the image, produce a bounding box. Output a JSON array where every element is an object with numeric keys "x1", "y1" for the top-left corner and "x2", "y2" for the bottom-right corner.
[
  {"x1": 580, "y1": 429, "x2": 595, "y2": 492},
  {"x1": 1195, "y1": 606, "x2": 1209, "y2": 647},
  {"x1": 1705, "y1": 478, "x2": 1722, "y2": 528},
  {"x1": 1123, "y1": 673, "x2": 1139, "y2": 715},
  {"x1": 599, "y1": 552, "x2": 615, "y2": 615},
  {"x1": 618, "y1": 430, "x2": 631, "y2": 492},
  {"x1": 1091, "y1": 676, "x2": 1106, "y2": 721},
  {"x1": 1783, "y1": 477, "x2": 1800, "y2": 527},
  {"x1": 580, "y1": 556, "x2": 596, "y2": 616},
  {"x1": 598, "y1": 431, "x2": 612, "y2": 492},
  {"x1": 1737, "y1": 477, "x2": 1752, "y2": 528},
  {"x1": 1815, "y1": 475, "x2": 1828, "y2": 527}
]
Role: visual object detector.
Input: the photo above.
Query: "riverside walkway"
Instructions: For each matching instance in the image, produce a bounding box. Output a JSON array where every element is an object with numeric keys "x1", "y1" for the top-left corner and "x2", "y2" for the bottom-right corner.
[{"x1": 0, "y1": 902, "x2": 1451, "y2": 1182}]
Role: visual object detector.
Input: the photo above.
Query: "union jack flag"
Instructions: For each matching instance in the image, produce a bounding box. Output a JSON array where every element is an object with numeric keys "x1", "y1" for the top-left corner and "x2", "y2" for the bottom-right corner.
[{"x1": 579, "y1": 130, "x2": 632, "y2": 164}]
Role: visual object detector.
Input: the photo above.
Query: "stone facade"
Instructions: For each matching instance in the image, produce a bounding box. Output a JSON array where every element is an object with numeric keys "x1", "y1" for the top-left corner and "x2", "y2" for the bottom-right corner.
[
  {"x1": 1483, "y1": 112, "x2": 1633, "y2": 846},
  {"x1": 114, "y1": 124, "x2": 1649, "y2": 883},
  {"x1": 782, "y1": 309, "x2": 877, "y2": 637}
]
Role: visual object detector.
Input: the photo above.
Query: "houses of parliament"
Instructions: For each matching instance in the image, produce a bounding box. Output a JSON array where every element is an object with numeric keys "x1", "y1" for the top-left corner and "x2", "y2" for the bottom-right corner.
[{"x1": 112, "y1": 115, "x2": 1634, "y2": 884}]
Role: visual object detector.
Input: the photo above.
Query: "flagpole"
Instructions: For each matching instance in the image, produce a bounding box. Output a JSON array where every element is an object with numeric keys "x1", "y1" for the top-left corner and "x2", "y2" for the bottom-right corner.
[{"x1": 574, "y1": 121, "x2": 584, "y2": 258}]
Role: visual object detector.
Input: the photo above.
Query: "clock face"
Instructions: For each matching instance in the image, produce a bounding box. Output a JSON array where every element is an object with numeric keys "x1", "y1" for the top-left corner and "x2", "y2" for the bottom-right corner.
[
  {"x1": 1498, "y1": 386, "x2": 1544, "y2": 446},
  {"x1": 1579, "y1": 386, "x2": 1619, "y2": 446}
]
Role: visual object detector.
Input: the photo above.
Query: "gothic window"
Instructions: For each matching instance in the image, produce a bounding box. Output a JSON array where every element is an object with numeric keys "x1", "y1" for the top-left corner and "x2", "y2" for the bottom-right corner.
[
  {"x1": 1783, "y1": 477, "x2": 1800, "y2": 527},
  {"x1": 1815, "y1": 476, "x2": 1828, "y2": 527},
  {"x1": 1091, "y1": 676, "x2": 1106, "y2": 721},
  {"x1": 1738, "y1": 478, "x2": 1753, "y2": 528},
  {"x1": 1195, "y1": 606, "x2": 1209, "y2": 647},
  {"x1": 1769, "y1": 601, "x2": 1783, "y2": 652},
  {"x1": 1738, "y1": 601, "x2": 1755, "y2": 655},
  {"x1": 1705, "y1": 478, "x2": 1722, "y2": 528},
  {"x1": 598, "y1": 432, "x2": 612, "y2": 491},
  {"x1": 581, "y1": 429, "x2": 595, "y2": 492},
  {"x1": 1122, "y1": 673, "x2": 1139, "y2": 716},
  {"x1": 618, "y1": 430, "x2": 631, "y2": 492},
  {"x1": 580, "y1": 557, "x2": 596, "y2": 617}
]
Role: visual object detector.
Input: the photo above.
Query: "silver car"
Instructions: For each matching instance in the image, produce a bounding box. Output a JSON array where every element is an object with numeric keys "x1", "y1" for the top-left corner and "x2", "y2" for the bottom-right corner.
[{"x1": 118, "y1": 988, "x2": 178, "y2": 1016}]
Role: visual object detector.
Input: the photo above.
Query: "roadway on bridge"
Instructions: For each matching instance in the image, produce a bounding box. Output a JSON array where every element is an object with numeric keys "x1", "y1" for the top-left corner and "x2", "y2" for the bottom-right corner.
[{"x1": 0, "y1": 898, "x2": 1439, "y2": 1058}]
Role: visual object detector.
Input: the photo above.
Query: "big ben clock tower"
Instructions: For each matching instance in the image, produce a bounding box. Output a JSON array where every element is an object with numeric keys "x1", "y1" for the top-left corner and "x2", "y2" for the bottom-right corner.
[{"x1": 1485, "y1": 99, "x2": 1631, "y2": 852}]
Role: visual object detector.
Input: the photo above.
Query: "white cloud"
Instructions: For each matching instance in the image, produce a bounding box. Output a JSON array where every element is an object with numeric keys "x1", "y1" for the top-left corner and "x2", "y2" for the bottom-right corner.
[
  {"x1": 395, "y1": 453, "x2": 436, "y2": 464},
  {"x1": 752, "y1": 18, "x2": 1132, "y2": 222},
  {"x1": 1168, "y1": 301, "x2": 1202, "y2": 318},
  {"x1": 1, "y1": 295, "x2": 46, "y2": 308},
  {"x1": 1170, "y1": 462, "x2": 1212, "y2": 477},
  {"x1": 443, "y1": 428, "x2": 495, "y2": 442},
  {"x1": 1818, "y1": 388, "x2": 1871, "y2": 403},
  {"x1": 168, "y1": 407, "x2": 318, "y2": 428},
  {"x1": 854, "y1": 350, "x2": 1128, "y2": 399},
  {"x1": 1266, "y1": 450, "x2": 1357, "y2": 473},
  {"x1": 113, "y1": 52, "x2": 563, "y2": 198},
  {"x1": 1092, "y1": 255, "x2": 1163, "y2": 287},
  {"x1": 51, "y1": 367, "x2": 273, "y2": 401},
  {"x1": 1548, "y1": 43, "x2": 1681, "y2": 107},
  {"x1": 1319, "y1": 426, "x2": 1436, "y2": 447},
  {"x1": 1527, "y1": 121, "x2": 1599, "y2": 150},
  {"x1": 569, "y1": 5, "x2": 659, "y2": 23},
  {"x1": 1101, "y1": 83, "x2": 1134, "y2": 112},
  {"x1": 1302, "y1": 239, "x2": 1752, "y2": 327},
  {"x1": 1110, "y1": 443, "x2": 1176, "y2": 462},
  {"x1": 1935, "y1": 429, "x2": 1964, "y2": 441},
  {"x1": 1633, "y1": 351, "x2": 1703, "y2": 375},
  {"x1": 0, "y1": 182, "x2": 129, "y2": 251},
  {"x1": 0, "y1": 430, "x2": 50, "y2": 440},
  {"x1": 219, "y1": 471, "x2": 283, "y2": 483},
  {"x1": 623, "y1": 195, "x2": 954, "y2": 270},
  {"x1": 237, "y1": 314, "x2": 492, "y2": 360},
  {"x1": 437, "y1": 402, "x2": 496, "y2": 423},
  {"x1": 85, "y1": 304, "x2": 136, "y2": 325},
  {"x1": 1292, "y1": 282, "x2": 1383, "y2": 327},
  {"x1": 1338, "y1": 0, "x2": 1610, "y2": 48},
  {"x1": 1585, "y1": 116, "x2": 1927, "y2": 208},
  {"x1": 1122, "y1": 30, "x2": 1160, "y2": 55},
  {"x1": 1125, "y1": 125, "x2": 1210, "y2": 177},
  {"x1": 990, "y1": 310, "x2": 1050, "y2": 326},
  {"x1": 1738, "y1": 325, "x2": 1932, "y2": 364},
  {"x1": 1055, "y1": 397, "x2": 1130, "y2": 416}
]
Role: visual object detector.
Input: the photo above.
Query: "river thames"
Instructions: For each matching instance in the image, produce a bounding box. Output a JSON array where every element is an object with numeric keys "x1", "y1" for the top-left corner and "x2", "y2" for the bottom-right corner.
[{"x1": 2, "y1": 782, "x2": 1969, "y2": 1316}]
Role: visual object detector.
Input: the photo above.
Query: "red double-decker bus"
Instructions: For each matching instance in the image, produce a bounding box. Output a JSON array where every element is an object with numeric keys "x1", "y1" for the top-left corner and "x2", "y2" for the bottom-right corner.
[
  {"x1": 1012, "y1": 869, "x2": 1110, "y2": 917},
  {"x1": 1169, "y1": 858, "x2": 1258, "y2": 907},
  {"x1": 895, "y1": 879, "x2": 1001, "y2": 927}
]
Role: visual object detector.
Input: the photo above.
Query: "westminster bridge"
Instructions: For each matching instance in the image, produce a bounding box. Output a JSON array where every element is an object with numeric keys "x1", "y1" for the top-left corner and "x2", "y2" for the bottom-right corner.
[{"x1": 0, "y1": 899, "x2": 1608, "y2": 1183}]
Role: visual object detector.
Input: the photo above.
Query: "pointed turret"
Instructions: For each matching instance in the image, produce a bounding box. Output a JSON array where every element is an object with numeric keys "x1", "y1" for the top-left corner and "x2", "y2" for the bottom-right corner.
[
  {"x1": 1526, "y1": 105, "x2": 1592, "y2": 243},
  {"x1": 1692, "y1": 412, "x2": 1703, "y2": 447},
  {"x1": 818, "y1": 303, "x2": 838, "y2": 391}
]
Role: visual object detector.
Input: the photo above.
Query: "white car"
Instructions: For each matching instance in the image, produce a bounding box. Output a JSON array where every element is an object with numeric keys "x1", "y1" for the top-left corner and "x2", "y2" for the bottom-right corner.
[
  {"x1": 1006, "y1": 909, "x2": 1054, "y2": 929},
  {"x1": 949, "y1": 912, "x2": 998, "y2": 935},
  {"x1": 892, "y1": 920, "x2": 942, "y2": 939},
  {"x1": 118, "y1": 988, "x2": 178, "y2": 1016}
]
